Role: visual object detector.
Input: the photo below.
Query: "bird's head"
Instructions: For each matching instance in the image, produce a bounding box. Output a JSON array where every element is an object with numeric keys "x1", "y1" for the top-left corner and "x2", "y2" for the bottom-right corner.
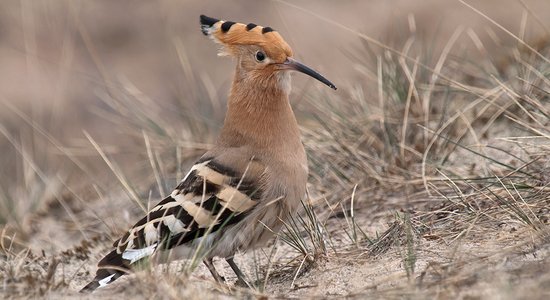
[{"x1": 200, "y1": 15, "x2": 336, "y2": 92}]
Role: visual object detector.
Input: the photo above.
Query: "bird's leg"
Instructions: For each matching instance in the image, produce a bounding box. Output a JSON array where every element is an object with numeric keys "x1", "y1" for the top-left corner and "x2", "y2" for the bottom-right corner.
[
  {"x1": 203, "y1": 258, "x2": 225, "y2": 284},
  {"x1": 226, "y1": 257, "x2": 253, "y2": 288}
]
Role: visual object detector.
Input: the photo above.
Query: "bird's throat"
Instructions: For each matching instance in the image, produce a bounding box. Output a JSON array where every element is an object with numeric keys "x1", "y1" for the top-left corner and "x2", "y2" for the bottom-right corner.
[{"x1": 218, "y1": 72, "x2": 302, "y2": 152}]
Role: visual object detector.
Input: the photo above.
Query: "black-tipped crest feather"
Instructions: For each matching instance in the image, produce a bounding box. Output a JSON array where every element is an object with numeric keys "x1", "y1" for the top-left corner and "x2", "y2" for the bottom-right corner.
[
  {"x1": 262, "y1": 27, "x2": 274, "y2": 34},
  {"x1": 200, "y1": 14, "x2": 219, "y2": 35},
  {"x1": 200, "y1": 14, "x2": 219, "y2": 27},
  {"x1": 221, "y1": 21, "x2": 235, "y2": 33},
  {"x1": 246, "y1": 23, "x2": 257, "y2": 31}
]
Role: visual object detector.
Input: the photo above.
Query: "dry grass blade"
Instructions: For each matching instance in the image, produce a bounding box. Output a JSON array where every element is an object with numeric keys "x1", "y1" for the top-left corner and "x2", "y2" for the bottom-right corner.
[{"x1": 84, "y1": 130, "x2": 147, "y2": 212}]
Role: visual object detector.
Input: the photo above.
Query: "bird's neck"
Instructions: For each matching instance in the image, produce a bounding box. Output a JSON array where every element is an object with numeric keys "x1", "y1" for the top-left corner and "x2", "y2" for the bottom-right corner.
[{"x1": 218, "y1": 71, "x2": 303, "y2": 156}]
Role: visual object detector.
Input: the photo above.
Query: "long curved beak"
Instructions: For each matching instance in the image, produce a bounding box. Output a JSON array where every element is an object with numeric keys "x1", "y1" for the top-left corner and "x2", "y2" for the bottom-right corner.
[{"x1": 282, "y1": 58, "x2": 337, "y2": 90}]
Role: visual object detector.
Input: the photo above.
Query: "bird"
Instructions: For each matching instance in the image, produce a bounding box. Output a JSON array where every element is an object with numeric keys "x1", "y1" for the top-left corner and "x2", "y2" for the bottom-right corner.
[{"x1": 80, "y1": 14, "x2": 336, "y2": 293}]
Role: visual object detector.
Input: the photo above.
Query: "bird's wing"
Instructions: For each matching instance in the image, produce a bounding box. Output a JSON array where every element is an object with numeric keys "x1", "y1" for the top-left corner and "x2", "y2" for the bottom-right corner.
[{"x1": 81, "y1": 156, "x2": 264, "y2": 292}]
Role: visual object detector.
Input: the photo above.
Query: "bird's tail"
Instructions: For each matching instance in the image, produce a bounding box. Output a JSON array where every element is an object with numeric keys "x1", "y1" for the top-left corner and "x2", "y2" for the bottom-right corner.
[{"x1": 79, "y1": 250, "x2": 130, "y2": 293}]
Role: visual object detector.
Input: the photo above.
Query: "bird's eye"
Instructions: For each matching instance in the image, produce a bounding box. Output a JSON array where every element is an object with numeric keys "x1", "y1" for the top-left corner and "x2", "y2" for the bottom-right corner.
[{"x1": 255, "y1": 51, "x2": 266, "y2": 62}]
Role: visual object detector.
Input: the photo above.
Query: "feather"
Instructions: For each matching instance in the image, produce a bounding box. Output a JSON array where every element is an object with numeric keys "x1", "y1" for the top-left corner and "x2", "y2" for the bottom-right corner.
[
  {"x1": 121, "y1": 243, "x2": 157, "y2": 264},
  {"x1": 198, "y1": 14, "x2": 293, "y2": 63},
  {"x1": 81, "y1": 159, "x2": 262, "y2": 292}
]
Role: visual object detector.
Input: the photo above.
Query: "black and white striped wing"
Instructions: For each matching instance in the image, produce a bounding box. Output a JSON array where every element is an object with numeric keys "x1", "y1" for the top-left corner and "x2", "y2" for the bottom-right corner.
[{"x1": 81, "y1": 158, "x2": 262, "y2": 292}]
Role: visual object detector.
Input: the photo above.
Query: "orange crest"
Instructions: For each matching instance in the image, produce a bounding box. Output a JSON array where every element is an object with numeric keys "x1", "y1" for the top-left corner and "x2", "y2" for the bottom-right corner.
[{"x1": 200, "y1": 15, "x2": 293, "y2": 63}]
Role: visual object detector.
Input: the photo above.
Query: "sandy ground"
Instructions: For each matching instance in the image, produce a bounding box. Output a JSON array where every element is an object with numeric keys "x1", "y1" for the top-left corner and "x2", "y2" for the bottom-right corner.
[{"x1": 14, "y1": 192, "x2": 548, "y2": 299}]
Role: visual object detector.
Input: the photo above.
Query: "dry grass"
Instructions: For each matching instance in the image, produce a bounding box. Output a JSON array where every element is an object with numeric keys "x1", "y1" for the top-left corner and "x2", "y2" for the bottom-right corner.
[{"x1": 1, "y1": 0, "x2": 549, "y2": 299}]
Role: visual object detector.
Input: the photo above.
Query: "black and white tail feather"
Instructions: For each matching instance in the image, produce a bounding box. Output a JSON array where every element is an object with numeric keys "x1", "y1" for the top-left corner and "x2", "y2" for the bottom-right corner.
[{"x1": 80, "y1": 157, "x2": 261, "y2": 292}]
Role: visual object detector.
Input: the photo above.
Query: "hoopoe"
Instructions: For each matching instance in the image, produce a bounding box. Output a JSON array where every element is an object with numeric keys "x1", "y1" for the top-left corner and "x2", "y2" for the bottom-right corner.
[{"x1": 81, "y1": 14, "x2": 336, "y2": 292}]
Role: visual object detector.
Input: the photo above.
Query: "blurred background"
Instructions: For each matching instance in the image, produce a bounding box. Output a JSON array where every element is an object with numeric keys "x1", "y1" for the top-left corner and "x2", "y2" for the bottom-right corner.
[
  {"x1": 1, "y1": 0, "x2": 549, "y2": 243},
  {"x1": 1, "y1": 0, "x2": 549, "y2": 298}
]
